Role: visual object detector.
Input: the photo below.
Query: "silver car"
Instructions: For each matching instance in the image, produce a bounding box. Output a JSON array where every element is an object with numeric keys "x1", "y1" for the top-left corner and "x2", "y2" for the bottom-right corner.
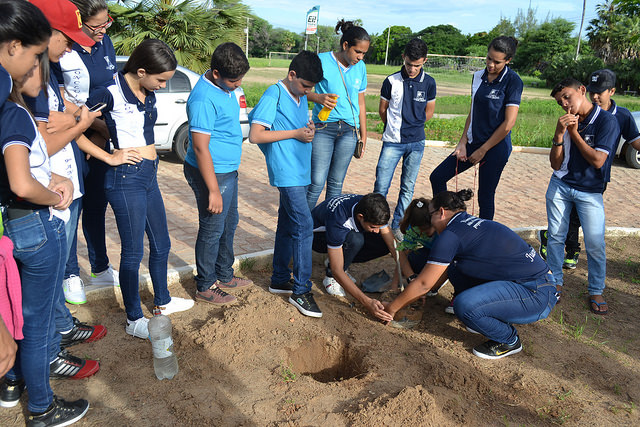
[
  {"x1": 615, "y1": 111, "x2": 640, "y2": 169},
  {"x1": 116, "y1": 57, "x2": 249, "y2": 162}
]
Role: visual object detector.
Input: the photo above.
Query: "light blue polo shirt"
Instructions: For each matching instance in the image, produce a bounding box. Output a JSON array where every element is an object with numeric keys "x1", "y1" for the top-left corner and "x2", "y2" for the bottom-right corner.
[
  {"x1": 184, "y1": 73, "x2": 242, "y2": 173},
  {"x1": 311, "y1": 52, "x2": 367, "y2": 127},
  {"x1": 249, "y1": 81, "x2": 311, "y2": 187}
]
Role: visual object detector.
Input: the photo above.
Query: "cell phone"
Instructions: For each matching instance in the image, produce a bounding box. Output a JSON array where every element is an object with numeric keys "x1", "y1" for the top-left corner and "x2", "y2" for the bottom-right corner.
[{"x1": 88, "y1": 102, "x2": 107, "y2": 113}]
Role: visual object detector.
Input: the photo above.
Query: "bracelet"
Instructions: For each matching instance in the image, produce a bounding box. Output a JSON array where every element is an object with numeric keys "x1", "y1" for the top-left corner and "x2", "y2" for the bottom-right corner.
[
  {"x1": 53, "y1": 191, "x2": 63, "y2": 204},
  {"x1": 552, "y1": 140, "x2": 564, "y2": 146},
  {"x1": 408, "y1": 274, "x2": 418, "y2": 282}
]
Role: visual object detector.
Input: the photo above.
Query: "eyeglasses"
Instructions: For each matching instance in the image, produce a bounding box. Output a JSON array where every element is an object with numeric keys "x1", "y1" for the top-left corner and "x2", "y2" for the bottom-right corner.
[{"x1": 83, "y1": 14, "x2": 113, "y2": 33}]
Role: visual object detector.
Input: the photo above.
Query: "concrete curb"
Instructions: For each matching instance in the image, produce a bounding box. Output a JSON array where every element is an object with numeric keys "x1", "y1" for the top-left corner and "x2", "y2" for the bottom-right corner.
[{"x1": 86, "y1": 227, "x2": 640, "y2": 299}]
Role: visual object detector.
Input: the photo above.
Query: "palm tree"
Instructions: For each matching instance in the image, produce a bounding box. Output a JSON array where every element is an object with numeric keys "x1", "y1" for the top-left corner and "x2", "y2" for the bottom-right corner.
[{"x1": 109, "y1": 0, "x2": 249, "y2": 73}]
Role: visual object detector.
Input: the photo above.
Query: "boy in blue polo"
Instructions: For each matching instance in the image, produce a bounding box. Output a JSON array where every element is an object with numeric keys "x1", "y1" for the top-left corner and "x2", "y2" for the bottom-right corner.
[
  {"x1": 184, "y1": 43, "x2": 254, "y2": 306},
  {"x1": 546, "y1": 78, "x2": 619, "y2": 315},
  {"x1": 248, "y1": 51, "x2": 324, "y2": 318},
  {"x1": 374, "y1": 38, "x2": 436, "y2": 240}
]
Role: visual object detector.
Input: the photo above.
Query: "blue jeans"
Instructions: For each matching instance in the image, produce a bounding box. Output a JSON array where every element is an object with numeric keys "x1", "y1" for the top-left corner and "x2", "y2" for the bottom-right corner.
[
  {"x1": 454, "y1": 273, "x2": 557, "y2": 344},
  {"x1": 183, "y1": 163, "x2": 238, "y2": 292},
  {"x1": 374, "y1": 141, "x2": 425, "y2": 229},
  {"x1": 307, "y1": 121, "x2": 357, "y2": 210},
  {"x1": 4, "y1": 210, "x2": 66, "y2": 412},
  {"x1": 312, "y1": 230, "x2": 390, "y2": 273},
  {"x1": 545, "y1": 175, "x2": 606, "y2": 295},
  {"x1": 272, "y1": 186, "x2": 313, "y2": 295},
  {"x1": 430, "y1": 141, "x2": 511, "y2": 220},
  {"x1": 82, "y1": 157, "x2": 111, "y2": 273},
  {"x1": 105, "y1": 158, "x2": 171, "y2": 321}
]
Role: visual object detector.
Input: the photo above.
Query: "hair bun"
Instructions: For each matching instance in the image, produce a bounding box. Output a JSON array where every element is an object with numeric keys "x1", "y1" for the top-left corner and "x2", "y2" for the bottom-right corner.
[{"x1": 457, "y1": 189, "x2": 473, "y2": 202}]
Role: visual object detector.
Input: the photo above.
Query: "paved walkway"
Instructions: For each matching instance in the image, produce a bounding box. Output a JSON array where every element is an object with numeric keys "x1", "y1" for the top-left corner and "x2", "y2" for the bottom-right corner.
[{"x1": 76, "y1": 141, "x2": 640, "y2": 280}]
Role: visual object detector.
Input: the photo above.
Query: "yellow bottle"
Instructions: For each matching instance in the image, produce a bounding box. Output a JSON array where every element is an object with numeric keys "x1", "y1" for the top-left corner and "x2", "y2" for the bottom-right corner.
[{"x1": 317, "y1": 95, "x2": 338, "y2": 121}]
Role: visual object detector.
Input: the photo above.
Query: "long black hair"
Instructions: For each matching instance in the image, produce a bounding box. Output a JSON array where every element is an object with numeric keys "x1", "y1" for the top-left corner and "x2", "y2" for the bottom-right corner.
[
  {"x1": 335, "y1": 19, "x2": 370, "y2": 49},
  {"x1": 0, "y1": 0, "x2": 51, "y2": 48},
  {"x1": 123, "y1": 39, "x2": 177, "y2": 75},
  {"x1": 399, "y1": 197, "x2": 431, "y2": 234}
]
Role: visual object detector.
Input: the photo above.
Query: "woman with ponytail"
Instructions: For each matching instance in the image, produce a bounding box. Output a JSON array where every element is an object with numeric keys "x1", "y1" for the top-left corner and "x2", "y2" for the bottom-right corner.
[
  {"x1": 385, "y1": 189, "x2": 558, "y2": 360},
  {"x1": 306, "y1": 19, "x2": 370, "y2": 210}
]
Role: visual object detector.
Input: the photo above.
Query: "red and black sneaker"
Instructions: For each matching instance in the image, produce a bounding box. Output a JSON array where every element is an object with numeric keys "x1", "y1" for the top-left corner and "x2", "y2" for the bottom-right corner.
[
  {"x1": 60, "y1": 317, "x2": 107, "y2": 348},
  {"x1": 50, "y1": 350, "x2": 100, "y2": 379}
]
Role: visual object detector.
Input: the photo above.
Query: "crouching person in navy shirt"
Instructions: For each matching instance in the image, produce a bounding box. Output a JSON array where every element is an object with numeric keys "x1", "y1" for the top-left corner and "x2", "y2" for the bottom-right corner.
[
  {"x1": 385, "y1": 190, "x2": 558, "y2": 360},
  {"x1": 546, "y1": 78, "x2": 619, "y2": 315},
  {"x1": 311, "y1": 193, "x2": 395, "y2": 322}
]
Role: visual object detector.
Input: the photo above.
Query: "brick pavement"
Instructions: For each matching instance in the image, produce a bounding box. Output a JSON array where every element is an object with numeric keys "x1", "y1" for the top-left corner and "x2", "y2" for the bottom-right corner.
[{"x1": 76, "y1": 141, "x2": 640, "y2": 280}]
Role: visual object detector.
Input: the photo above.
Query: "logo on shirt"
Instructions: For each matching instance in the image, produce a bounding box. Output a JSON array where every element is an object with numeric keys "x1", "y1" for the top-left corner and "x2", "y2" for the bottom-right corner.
[
  {"x1": 486, "y1": 89, "x2": 502, "y2": 100},
  {"x1": 414, "y1": 91, "x2": 426, "y2": 102},
  {"x1": 525, "y1": 247, "x2": 536, "y2": 263},
  {"x1": 583, "y1": 134, "x2": 595, "y2": 147},
  {"x1": 460, "y1": 216, "x2": 485, "y2": 229},
  {"x1": 104, "y1": 56, "x2": 115, "y2": 71}
]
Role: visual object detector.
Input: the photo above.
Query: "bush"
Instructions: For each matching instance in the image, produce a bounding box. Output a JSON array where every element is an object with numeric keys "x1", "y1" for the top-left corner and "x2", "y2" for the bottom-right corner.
[
  {"x1": 611, "y1": 59, "x2": 640, "y2": 93},
  {"x1": 541, "y1": 53, "x2": 605, "y2": 87}
]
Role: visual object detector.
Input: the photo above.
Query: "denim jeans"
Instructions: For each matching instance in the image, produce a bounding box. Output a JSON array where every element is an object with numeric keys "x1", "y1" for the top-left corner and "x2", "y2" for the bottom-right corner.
[
  {"x1": 82, "y1": 157, "x2": 111, "y2": 273},
  {"x1": 430, "y1": 141, "x2": 511, "y2": 220},
  {"x1": 105, "y1": 158, "x2": 171, "y2": 321},
  {"x1": 307, "y1": 121, "x2": 357, "y2": 210},
  {"x1": 545, "y1": 175, "x2": 606, "y2": 295},
  {"x1": 3, "y1": 210, "x2": 66, "y2": 412},
  {"x1": 184, "y1": 163, "x2": 238, "y2": 292},
  {"x1": 312, "y1": 230, "x2": 390, "y2": 273},
  {"x1": 272, "y1": 186, "x2": 313, "y2": 294},
  {"x1": 374, "y1": 141, "x2": 425, "y2": 229},
  {"x1": 454, "y1": 273, "x2": 557, "y2": 344}
]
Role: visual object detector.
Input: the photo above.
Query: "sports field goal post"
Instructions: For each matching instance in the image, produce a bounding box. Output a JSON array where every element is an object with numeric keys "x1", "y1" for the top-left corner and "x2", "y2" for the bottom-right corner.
[{"x1": 268, "y1": 51, "x2": 297, "y2": 66}]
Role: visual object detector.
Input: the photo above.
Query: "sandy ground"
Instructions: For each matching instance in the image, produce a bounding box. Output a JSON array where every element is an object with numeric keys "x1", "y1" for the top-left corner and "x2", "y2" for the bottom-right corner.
[{"x1": 1, "y1": 235, "x2": 639, "y2": 426}]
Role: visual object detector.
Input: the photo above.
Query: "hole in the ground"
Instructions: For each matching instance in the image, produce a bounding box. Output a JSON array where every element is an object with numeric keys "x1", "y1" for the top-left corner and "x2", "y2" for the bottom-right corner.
[{"x1": 286, "y1": 336, "x2": 368, "y2": 383}]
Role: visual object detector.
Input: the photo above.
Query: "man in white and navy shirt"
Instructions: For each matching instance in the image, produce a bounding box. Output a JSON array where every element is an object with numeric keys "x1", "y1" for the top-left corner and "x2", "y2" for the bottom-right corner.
[{"x1": 374, "y1": 38, "x2": 436, "y2": 239}]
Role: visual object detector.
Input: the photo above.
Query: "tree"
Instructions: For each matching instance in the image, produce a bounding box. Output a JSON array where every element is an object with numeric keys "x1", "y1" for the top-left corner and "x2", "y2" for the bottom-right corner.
[
  {"x1": 271, "y1": 29, "x2": 300, "y2": 53},
  {"x1": 489, "y1": 16, "x2": 516, "y2": 39},
  {"x1": 587, "y1": 0, "x2": 640, "y2": 63},
  {"x1": 415, "y1": 24, "x2": 467, "y2": 55},
  {"x1": 513, "y1": 5, "x2": 538, "y2": 38},
  {"x1": 367, "y1": 26, "x2": 413, "y2": 64},
  {"x1": 109, "y1": 0, "x2": 249, "y2": 73},
  {"x1": 248, "y1": 15, "x2": 273, "y2": 57},
  {"x1": 313, "y1": 25, "x2": 340, "y2": 53},
  {"x1": 511, "y1": 18, "x2": 575, "y2": 74}
]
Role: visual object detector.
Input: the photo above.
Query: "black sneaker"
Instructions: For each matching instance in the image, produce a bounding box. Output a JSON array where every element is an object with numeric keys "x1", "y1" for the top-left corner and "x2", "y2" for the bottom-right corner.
[
  {"x1": 27, "y1": 395, "x2": 89, "y2": 427},
  {"x1": 472, "y1": 337, "x2": 522, "y2": 360},
  {"x1": 537, "y1": 229, "x2": 548, "y2": 260},
  {"x1": 269, "y1": 278, "x2": 294, "y2": 294},
  {"x1": 288, "y1": 292, "x2": 322, "y2": 318},
  {"x1": 563, "y1": 251, "x2": 579, "y2": 269},
  {"x1": 60, "y1": 317, "x2": 107, "y2": 348},
  {"x1": 0, "y1": 378, "x2": 25, "y2": 408},
  {"x1": 50, "y1": 350, "x2": 100, "y2": 379}
]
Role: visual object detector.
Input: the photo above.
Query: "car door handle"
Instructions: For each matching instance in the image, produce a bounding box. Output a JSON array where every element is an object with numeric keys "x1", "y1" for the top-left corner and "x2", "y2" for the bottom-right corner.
[{"x1": 175, "y1": 99, "x2": 187, "y2": 104}]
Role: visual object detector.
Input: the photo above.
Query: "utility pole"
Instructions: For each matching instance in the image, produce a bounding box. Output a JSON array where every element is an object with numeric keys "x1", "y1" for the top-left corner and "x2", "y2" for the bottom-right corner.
[
  {"x1": 384, "y1": 25, "x2": 391, "y2": 66},
  {"x1": 245, "y1": 17, "x2": 250, "y2": 54},
  {"x1": 575, "y1": 0, "x2": 586, "y2": 60}
]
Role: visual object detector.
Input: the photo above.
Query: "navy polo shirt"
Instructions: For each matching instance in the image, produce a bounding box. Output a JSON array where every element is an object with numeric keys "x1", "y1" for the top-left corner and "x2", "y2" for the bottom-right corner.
[
  {"x1": 380, "y1": 68, "x2": 436, "y2": 143},
  {"x1": 467, "y1": 66, "x2": 523, "y2": 146},
  {"x1": 54, "y1": 34, "x2": 117, "y2": 105},
  {"x1": 312, "y1": 194, "x2": 364, "y2": 249},
  {"x1": 602, "y1": 100, "x2": 640, "y2": 182},
  {"x1": 427, "y1": 211, "x2": 549, "y2": 290},
  {"x1": 0, "y1": 64, "x2": 12, "y2": 105},
  {"x1": 24, "y1": 66, "x2": 85, "y2": 196},
  {"x1": 87, "y1": 72, "x2": 157, "y2": 149},
  {"x1": 554, "y1": 104, "x2": 619, "y2": 193}
]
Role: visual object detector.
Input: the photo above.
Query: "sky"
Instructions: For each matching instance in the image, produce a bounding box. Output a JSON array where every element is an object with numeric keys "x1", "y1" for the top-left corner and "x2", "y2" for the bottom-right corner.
[{"x1": 243, "y1": 0, "x2": 599, "y2": 37}]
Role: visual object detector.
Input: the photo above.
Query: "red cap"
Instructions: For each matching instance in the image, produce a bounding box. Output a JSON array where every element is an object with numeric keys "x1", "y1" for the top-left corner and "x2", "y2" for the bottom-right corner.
[{"x1": 30, "y1": 0, "x2": 96, "y2": 47}]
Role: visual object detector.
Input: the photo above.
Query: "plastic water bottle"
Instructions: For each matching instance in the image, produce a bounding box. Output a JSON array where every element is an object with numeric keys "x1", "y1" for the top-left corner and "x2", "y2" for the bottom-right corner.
[
  {"x1": 317, "y1": 95, "x2": 338, "y2": 121},
  {"x1": 148, "y1": 309, "x2": 178, "y2": 380}
]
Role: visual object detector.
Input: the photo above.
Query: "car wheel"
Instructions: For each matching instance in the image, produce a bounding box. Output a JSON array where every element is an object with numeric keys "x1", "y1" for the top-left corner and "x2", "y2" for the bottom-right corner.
[
  {"x1": 173, "y1": 125, "x2": 189, "y2": 163},
  {"x1": 625, "y1": 143, "x2": 640, "y2": 169}
]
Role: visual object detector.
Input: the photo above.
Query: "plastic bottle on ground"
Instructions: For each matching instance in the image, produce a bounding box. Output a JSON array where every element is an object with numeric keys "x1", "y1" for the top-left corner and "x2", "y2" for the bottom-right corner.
[{"x1": 148, "y1": 309, "x2": 178, "y2": 380}]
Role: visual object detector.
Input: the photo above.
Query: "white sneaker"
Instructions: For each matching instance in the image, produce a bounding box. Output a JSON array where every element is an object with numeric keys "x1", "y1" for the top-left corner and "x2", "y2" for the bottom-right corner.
[
  {"x1": 125, "y1": 317, "x2": 149, "y2": 339},
  {"x1": 90, "y1": 265, "x2": 120, "y2": 287},
  {"x1": 391, "y1": 228, "x2": 404, "y2": 242},
  {"x1": 63, "y1": 275, "x2": 86, "y2": 305},
  {"x1": 322, "y1": 276, "x2": 347, "y2": 297},
  {"x1": 156, "y1": 297, "x2": 195, "y2": 316},
  {"x1": 324, "y1": 259, "x2": 356, "y2": 284}
]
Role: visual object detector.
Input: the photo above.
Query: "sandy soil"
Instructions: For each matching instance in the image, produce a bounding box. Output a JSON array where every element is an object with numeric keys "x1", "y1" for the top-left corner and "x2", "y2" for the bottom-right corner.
[{"x1": 1, "y1": 235, "x2": 639, "y2": 426}]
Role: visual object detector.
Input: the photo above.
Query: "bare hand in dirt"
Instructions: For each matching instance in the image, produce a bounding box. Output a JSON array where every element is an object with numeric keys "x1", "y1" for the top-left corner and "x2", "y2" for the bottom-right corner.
[
  {"x1": 318, "y1": 93, "x2": 338, "y2": 109},
  {"x1": 453, "y1": 143, "x2": 467, "y2": 161},
  {"x1": 208, "y1": 189, "x2": 223, "y2": 214},
  {"x1": 367, "y1": 298, "x2": 394, "y2": 322},
  {"x1": 0, "y1": 319, "x2": 17, "y2": 377},
  {"x1": 109, "y1": 148, "x2": 142, "y2": 166}
]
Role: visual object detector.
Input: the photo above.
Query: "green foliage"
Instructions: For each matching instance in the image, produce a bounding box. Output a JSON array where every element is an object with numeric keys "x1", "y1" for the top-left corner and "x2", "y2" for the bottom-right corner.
[
  {"x1": 489, "y1": 17, "x2": 516, "y2": 39},
  {"x1": 541, "y1": 53, "x2": 605, "y2": 87},
  {"x1": 248, "y1": 15, "x2": 273, "y2": 58},
  {"x1": 512, "y1": 18, "x2": 576, "y2": 75},
  {"x1": 109, "y1": 0, "x2": 249, "y2": 74},
  {"x1": 367, "y1": 26, "x2": 413, "y2": 65},
  {"x1": 415, "y1": 25, "x2": 468, "y2": 56},
  {"x1": 513, "y1": 5, "x2": 539, "y2": 38},
  {"x1": 611, "y1": 58, "x2": 640, "y2": 92},
  {"x1": 588, "y1": 0, "x2": 640, "y2": 64}
]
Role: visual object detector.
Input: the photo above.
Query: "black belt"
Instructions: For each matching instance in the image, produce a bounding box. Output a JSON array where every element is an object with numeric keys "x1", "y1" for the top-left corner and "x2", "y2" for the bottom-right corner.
[{"x1": 1, "y1": 202, "x2": 42, "y2": 221}]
